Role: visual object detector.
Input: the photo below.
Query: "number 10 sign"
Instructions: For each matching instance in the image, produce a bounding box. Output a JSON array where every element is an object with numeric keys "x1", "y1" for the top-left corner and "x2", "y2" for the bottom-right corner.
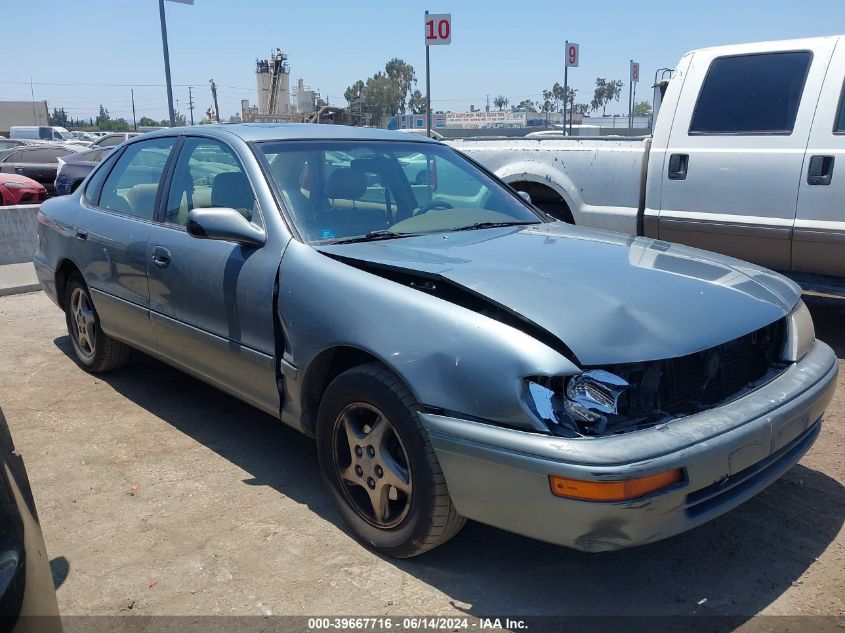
[{"x1": 425, "y1": 13, "x2": 451, "y2": 45}]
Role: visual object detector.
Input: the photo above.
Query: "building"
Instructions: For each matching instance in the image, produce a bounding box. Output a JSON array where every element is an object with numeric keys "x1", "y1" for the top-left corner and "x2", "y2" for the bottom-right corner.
[
  {"x1": 243, "y1": 50, "x2": 323, "y2": 123},
  {"x1": 0, "y1": 101, "x2": 49, "y2": 136},
  {"x1": 256, "y1": 49, "x2": 291, "y2": 116}
]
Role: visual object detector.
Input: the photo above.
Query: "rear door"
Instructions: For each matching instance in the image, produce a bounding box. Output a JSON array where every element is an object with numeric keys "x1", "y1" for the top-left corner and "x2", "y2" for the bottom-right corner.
[
  {"x1": 657, "y1": 39, "x2": 834, "y2": 270},
  {"x1": 75, "y1": 137, "x2": 177, "y2": 352},
  {"x1": 147, "y1": 135, "x2": 279, "y2": 415},
  {"x1": 794, "y1": 38, "x2": 845, "y2": 278}
]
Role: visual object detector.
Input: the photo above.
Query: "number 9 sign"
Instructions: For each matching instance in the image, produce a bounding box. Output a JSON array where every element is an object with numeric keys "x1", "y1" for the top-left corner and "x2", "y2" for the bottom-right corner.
[
  {"x1": 425, "y1": 13, "x2": 451, "y2": 46},
  {"x1": 566, "y1": 42, "x2": 579, "y2": 67}
]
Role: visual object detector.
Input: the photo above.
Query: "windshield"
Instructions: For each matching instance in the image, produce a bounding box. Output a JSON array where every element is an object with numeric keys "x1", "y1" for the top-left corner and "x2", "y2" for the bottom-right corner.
[
  {"x1": 55, "y1": 127, "x2": 73, "y2": 140},
  {"x1": 256, "y1": 140, "x2": 543, "y2": 244}
]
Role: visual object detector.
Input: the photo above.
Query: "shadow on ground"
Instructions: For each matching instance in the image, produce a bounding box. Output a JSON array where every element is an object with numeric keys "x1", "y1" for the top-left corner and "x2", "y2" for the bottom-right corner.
[{"x1": 52, "y1": 296, "x2": 845, "y2": 622}]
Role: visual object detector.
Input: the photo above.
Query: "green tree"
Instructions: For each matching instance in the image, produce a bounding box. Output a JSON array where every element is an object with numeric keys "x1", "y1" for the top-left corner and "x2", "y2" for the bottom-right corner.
[
  {"x1": 384, "y1": 58, "x2": 418, "y2": 112},
  {"x1": 345, "y1": 59, "x2": 421, "y2": 126},
  {"x1": 493, "y1": 95, "x2": 509, "y2": 111},
  {"x1": 228, "y1": 113, "x2": 242, "y2": 123},
  {"x1": 633, "y1": 100, "x2": 652, "y2": 117},
  {"x1": 511, "y1": 99, "x2": 537, "y2": 112},
  {"x1": 50, "y1": 108, "x2": 69, "y2": 128},
  {"x1": 409, "y1": 89, "x2": 426, "y2": 114},
  {"x1": 95, "y1": 105, "x2": 111, "y2": 128},
  {"x1": 138, "y1": 116, "x2": 158, "y2": 127}
]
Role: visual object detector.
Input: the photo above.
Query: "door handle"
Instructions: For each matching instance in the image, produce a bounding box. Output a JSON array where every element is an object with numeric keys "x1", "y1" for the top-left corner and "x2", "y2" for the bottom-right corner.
[
  {"x1": 75, "y1": 228, "x2": 88, "y2": 240},
  {"x1": 151, "y1": 246, "x2": 171, "y2": 268},
  {"x1": 668, "y1": 153, "x2": 689, "y2": 180},
  {"x1": 14, "y1": 167, "x2": 24, "y2": 173},
  {"x1": 807, "y1": 155, "x2": 835, "y2": 185}
]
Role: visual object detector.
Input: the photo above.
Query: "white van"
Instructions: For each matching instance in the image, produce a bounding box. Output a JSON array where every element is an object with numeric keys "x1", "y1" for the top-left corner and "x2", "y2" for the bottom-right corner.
[{"x1": 10, "y1": 126, "x2": 76, "y2": 143}]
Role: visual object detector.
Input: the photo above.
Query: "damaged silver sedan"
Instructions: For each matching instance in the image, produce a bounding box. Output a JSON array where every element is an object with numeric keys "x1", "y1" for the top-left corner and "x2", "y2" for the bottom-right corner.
[{"x1": 34, "y1": 124, "x2": 838, "y2": 556}]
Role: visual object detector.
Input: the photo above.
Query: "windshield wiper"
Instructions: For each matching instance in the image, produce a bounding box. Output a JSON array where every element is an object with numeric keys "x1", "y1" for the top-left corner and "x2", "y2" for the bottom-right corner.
[
  {"x1": 329, "y1": 230, "x2": 411, "y2": 245},
  {"x1": 452, "y1": 221, "x2": 540, "y2": 232}
]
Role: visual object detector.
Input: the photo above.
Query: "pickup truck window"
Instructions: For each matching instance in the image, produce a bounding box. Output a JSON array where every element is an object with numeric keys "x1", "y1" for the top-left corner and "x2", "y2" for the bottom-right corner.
[
  {"x1": 835, "y1": 85, "x2": 845, "y2": 133},
  {"x1": 690, "y1": 51, "x2": 811, "y2": 135}
]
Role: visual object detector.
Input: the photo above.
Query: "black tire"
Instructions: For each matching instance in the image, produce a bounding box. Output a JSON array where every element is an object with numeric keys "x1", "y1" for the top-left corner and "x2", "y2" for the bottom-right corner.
[
  {"x1": 64, "y1": 274, "x2": 131, "y2": 373},
  {"x1": 316, "y1": 363, "x2": 465, "y2": 558}
]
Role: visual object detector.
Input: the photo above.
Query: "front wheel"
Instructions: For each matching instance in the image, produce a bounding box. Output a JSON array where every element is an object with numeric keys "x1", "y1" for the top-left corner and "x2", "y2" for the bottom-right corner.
[
  {"x1": 316, "y1": 363, "x2": 465, "y2": 558},
  {"x1": 64, "y1": 275, "x2": 131, "y2": 373}
]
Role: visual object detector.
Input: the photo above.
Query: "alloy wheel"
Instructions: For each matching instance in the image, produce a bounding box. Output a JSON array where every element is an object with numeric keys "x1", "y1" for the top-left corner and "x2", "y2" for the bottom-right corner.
[{"x1": 332, "y1": 402, "x2": 412, "y2": 528}]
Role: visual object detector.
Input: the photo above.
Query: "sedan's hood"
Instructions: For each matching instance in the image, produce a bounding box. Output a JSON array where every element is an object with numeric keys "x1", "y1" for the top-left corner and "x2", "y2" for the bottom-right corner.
[{"x1": 318, "y1": 223, "x2": 801, "y2": 366}]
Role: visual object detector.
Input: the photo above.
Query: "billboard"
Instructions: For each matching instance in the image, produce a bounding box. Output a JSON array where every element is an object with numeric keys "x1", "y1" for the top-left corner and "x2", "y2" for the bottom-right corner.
[{"x1": 444, "y1": 111, "x2": 527, "y2": 129}]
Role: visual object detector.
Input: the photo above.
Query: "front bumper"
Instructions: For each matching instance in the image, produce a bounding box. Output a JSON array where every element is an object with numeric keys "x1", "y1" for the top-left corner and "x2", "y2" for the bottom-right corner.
[{"x1": 422, "y1": 341, "x2": 838, "y2": 552}]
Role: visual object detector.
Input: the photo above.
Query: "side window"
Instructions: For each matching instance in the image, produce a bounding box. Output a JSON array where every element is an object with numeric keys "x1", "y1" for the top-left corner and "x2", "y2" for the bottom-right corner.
[
  {"x1": 690, "y1": 51, "x2": 811, "y2": 135},
  {"x1": 164, "y1": 137, "x2": 257, "y2": 226},
  {"x1": 83, "y1": 149, "x2": 122, "y2": 205},
  {"x1": 99, "y1": 135, "x2": 122, "y2": 147},
  {"x1": 835, "y1": 82, "x2": 845, "y2": 133},
  {"x1": 97, "y1": 138, "x2": 176, "y2": 220}
]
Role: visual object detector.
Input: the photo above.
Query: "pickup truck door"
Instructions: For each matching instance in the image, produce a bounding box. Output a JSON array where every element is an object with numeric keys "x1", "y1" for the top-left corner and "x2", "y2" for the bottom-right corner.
[
  {"x1": 794, "y1": 39, "x2": 845, "y2": 279},
  {"x1": 656, "y1": 39, "x2": 834, "y2": 271},
  {"x1": 147, "y1": 135, "x2": 279, "y2": 416}
]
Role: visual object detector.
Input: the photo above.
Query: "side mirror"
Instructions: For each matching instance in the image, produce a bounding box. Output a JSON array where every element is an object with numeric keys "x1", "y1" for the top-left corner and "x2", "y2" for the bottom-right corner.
[
  {"x1": 517, "y1": 190, "x2": 532, "y2": 204},
  {"x1": 186, "y1": 207, "x2": 265, "y2": 247}
]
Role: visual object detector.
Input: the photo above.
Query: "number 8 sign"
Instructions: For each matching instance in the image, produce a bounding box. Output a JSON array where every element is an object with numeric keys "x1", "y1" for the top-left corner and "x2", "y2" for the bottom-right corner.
[{"x1": 425, "y1": 13, "x2": 451, "y2": 45}]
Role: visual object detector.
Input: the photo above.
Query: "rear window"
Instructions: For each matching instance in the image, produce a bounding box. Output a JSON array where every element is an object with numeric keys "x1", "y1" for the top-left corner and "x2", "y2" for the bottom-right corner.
[{"x1": 689, "y1": 51, "x2": 811, "y2": 135}]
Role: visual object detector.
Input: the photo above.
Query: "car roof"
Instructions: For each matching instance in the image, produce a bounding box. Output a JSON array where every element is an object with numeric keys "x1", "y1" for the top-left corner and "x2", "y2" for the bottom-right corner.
[{"x1": 140, "y1": 123, "x2": 439, "y2": 144}]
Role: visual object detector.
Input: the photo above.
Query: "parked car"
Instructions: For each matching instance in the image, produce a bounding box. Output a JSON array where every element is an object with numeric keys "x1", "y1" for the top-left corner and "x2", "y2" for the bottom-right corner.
[
  {"x1": 70, "y1": 131, "x2": 96, "y2": 143},
  {"x1": 0, "y1": 140, "x2": 32, "y2": 151},
  {"x1": 0, "y1": 406, "x2": 62, "y2": 632},
  {"x1": 0, "y1": 145, "x2": 85, "y2": 196},
  {"x1": 54, "y1": 147, "x2": 113, "y2": 196},
  {"x1": 0, "y1": 174, "x2": 47, "y2": 206},
  {"x1": 34, "y1": 124, "x2": 837, "y2": 557},
  {"x1": 449, "y1": 35, "x2": 845, "y2": 293},
  {"x1": 9, "y1": 126, "x2": 88, "y2": 147},
  {"x1": 91, "y1": 132, "x2": 142, "y2": 148}
]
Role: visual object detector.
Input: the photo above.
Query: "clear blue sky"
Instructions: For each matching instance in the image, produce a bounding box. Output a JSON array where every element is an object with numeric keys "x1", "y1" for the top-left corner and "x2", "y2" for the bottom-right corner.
[{"x1": 1, "y1": 0, "x2": 842, "y2": 124}]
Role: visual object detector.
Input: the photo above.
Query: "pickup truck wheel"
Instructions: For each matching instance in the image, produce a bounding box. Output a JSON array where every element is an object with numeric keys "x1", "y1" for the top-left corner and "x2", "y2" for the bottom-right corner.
[
  {"x1": 64, "y1": 275, "x2": 130, "y2": 373},
  {"x1": 316, "y1": 363, "x2": 466, "y2": 558}
]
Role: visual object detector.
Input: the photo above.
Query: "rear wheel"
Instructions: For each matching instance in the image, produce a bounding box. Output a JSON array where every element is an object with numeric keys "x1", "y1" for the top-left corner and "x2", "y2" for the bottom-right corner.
[
  {"x1": 64, "y1": 275, "x2": 130, "y2": 373},
  {"x1": 316, "y1": 363, "x2": 465, "y2": 557}
]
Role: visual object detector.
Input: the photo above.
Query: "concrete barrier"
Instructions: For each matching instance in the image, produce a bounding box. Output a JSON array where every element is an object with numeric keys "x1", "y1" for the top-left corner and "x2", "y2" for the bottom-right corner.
[{"x1": 0, "y1": 204, "x2": 40, "y2": 266}]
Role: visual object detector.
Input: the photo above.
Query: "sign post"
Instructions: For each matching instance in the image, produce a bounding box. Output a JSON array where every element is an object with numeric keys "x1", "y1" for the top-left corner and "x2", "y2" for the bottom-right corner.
[
  {"x1": 564, "y1": 42, "x2": 579, "y2": 135},
  {"x1": 629, "y1": 60, "x2": 639, "y2": 133},
  {"x1": 160, "y1": 0, "x2": 194, "y2": 128},
  {"x1": 424, "y1": 11, "x2": 451, "y2": 137}
]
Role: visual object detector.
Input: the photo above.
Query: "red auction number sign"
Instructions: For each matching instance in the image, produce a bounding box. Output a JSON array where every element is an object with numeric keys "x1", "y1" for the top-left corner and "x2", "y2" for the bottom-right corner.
[
  {"x1": 631, "y1": 61, "x2": 640, "y2": 82},
  {"x1": 566, "y1": 42, "x2": 579, "y2": 67},
  {"x1": 425, "y1": 13, "x2": 451, "y2": 45}
]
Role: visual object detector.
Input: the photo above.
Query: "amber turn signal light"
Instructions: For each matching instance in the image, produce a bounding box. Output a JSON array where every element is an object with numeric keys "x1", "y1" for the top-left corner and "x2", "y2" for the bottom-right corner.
[{"x1": 549, "y1": 469, "x2": 684, "y2": 502}]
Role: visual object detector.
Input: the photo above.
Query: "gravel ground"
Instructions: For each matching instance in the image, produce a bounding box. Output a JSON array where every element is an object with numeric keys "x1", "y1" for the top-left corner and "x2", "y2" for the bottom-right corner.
[{"x1": 0, "y1": 291, "x2": 843, "y2": 622}]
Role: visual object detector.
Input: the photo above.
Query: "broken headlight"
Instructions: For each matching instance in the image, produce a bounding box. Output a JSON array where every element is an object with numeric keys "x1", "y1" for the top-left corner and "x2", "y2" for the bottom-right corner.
[
  {"x1": 783, "y1": 300, "x2": 815, "y2": 362},
  {"x1": 527, "y1": 370, "x2": 632, "y2": 436}
]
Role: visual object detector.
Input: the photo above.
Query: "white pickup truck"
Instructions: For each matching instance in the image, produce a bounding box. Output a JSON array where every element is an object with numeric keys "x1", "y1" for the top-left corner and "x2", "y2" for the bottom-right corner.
[{"x1": 448, "y1": 35, "x2": 845, "y2": 288}]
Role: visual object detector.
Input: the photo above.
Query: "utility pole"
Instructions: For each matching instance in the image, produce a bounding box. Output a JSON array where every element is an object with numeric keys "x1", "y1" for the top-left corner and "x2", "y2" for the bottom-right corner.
[
  {"x1": 188, "y1": 86, "x2": 195, "y2": 125},
  {"x1": 158, "y1": 0, "x2": 176, "y2": 127},
  {"x1": 30, "y1": 77, "x2": 36, "y2": 124},
  {"x1": 209, "y1": 79, "x2": 220, "y2": 123},
  {"x1": 628, "y1": 59, "x2": 633, "y2": 134},
  {"x1": 425, "y1": 10, "x2": 431, "y2": 138},
  {"x1": 131, "y1": 89, "x2": 137, "y2": 131},
  {"x1": 486, "y1": 94, "x2": 490, "y2": 113},
  {"x1": 563, "y1": 41, "x2": 569, "y2": 133}
]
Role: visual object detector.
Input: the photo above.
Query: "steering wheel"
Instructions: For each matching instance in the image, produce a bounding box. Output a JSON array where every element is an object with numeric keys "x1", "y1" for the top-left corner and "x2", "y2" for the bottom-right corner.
[{"x1": 414, "y1": 200, "x2": 454, "y2": 216}]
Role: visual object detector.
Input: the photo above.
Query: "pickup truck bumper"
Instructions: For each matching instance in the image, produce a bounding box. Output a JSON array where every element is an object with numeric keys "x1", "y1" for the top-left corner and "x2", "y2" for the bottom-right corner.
[{"x1": 421, "y1": 341, "x2": 838, "y2": 552}]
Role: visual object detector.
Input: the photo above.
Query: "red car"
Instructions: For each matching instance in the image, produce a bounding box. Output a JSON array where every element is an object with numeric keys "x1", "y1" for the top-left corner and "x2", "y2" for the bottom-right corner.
[{"x1": 0, "y1": 173, "x2": 47, "y2": 206}]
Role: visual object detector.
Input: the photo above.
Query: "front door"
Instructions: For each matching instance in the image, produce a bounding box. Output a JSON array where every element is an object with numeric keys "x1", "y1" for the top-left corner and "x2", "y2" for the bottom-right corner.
[
  {"x1": 794, "y1": 40, "x2": 845, "y2": 279},
  {"x1": 657, "y1": 39, "x2": 833, "y2": 271},
  {"x1": 147, "y1": 135, "x2": 280, "y2": 415}
]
